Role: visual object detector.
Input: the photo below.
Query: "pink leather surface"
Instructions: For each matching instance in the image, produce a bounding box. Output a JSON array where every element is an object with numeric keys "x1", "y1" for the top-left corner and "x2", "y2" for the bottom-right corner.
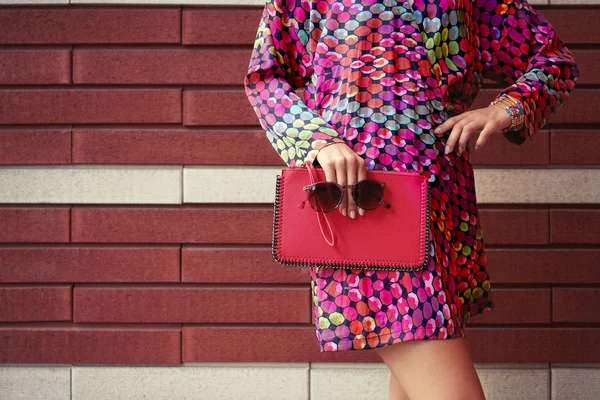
[{"x1": 273, "y1": 166, "x2": 430, "y2": 270}]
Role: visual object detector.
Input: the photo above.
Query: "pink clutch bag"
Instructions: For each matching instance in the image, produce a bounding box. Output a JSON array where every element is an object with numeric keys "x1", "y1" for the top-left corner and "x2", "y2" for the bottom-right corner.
[{"x1": 272, "y1": 161, "x2": 431, "y2": 271}]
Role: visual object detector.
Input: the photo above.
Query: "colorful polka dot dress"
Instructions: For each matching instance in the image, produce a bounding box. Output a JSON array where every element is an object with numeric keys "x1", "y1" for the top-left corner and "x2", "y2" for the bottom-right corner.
[{"x1": 244, "y1": 0, "x2": 579, "y2": 352}]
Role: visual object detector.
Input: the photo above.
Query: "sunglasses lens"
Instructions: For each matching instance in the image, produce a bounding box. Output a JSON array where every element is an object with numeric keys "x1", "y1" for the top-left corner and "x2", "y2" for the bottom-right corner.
[
  {"x1": 354, "y1": 180, "x2": 383, "y2": 210},
  {"x1": 307, "y1": 182, "x2": 342, "y2": 212}
]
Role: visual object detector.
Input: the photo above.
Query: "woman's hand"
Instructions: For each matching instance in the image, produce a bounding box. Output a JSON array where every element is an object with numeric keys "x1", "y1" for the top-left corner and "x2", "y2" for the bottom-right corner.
[
  {"x1": 315, "y1": 143, "x2": 368, "y2": 219},
  {"x1": 433, "y1": 105, "x2": 512, "y2": 155}
]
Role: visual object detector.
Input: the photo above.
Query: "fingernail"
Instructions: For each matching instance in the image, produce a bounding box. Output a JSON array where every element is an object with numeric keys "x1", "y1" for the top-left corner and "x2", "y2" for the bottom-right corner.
[
  {"x1": 358, "y1": 208, "x2": 364, "y2": 216},
  {"x1": 341, "y1": 208, "x2": 346, "y2": 216},
  {"x1": 458, "y1": 146, "x2": 463, "y2": 155},
  {"x1": 444, "y1": 145, "x2": 452, "y2": 155},
  {"x1": 350, "y1": 210, "x2": 355, "y2": 219},
  {"x1": 434, "y1": 127, "x2": 440, "y2": 133}
]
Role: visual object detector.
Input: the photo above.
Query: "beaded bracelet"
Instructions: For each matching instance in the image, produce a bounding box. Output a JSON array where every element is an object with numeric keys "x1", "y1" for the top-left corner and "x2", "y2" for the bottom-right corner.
[{"x1": 489, "y1": 93, "x2": 525, "y2": 132}]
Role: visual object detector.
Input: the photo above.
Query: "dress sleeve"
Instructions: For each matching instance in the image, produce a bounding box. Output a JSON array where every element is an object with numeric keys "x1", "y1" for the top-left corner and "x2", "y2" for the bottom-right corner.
[
  {"x1": 472, "y1": 0, "x2": 580, "y2": 145},
  {"x1": 243, "y1": 0, "x2": 346, "y2": 167}
]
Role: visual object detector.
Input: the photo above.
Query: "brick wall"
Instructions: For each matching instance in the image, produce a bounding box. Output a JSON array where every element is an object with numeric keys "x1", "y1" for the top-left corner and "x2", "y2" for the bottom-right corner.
[{"x1": 0, "y1": 1, "x2": 599, "y2": 399}]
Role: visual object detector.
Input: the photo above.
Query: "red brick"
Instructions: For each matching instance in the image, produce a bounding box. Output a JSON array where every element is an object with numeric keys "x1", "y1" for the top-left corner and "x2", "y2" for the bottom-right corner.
[
  {"x1": 487, "y1": 249, "x2": 600, "y2": 284},
  {"x1": 0, "y1": 129, "x2": 71, "y2": 165},
  {"x1": 72, "y1": 129, "x2": 282, "y2": 165},
  {"x1": 182, "y1": 246, "x2": 310, "y2": 284},
  {"x1": 183, "y1": 90, "x2": 258, "y2": 126},
  {"x1": 183, "y1": 7, "x2": 262, "y2": 45},
  {"x1": 568, "y1": 50, "x2": 597, "y2": 85},
  {"x1": 468, "y1": 130, "x2": 549, "y2": 165},
  {"x1": 553, "y1": 288, "x2": 600, "y2": 323},
  {"x1": 0, "y1": 285, "x2": 72, "y2": 322},
  {"x1": 73, "y1": 48, "x2": 249, "y2": 85},
  {"x1": 0, "y1": 324, "x2": 181, "y2": 364},
  {"x1": 466, "y1": 328, "x2": 600, "y2": 363},
  {"x1": 182, "y1": 326, "x2": 333, "y2": 362},
  {"x1": 0, "y1": 89, "x2": 181, "y2": 124},
  {"x1": 74, "y1": 285, "x2": 310, "y2": 323},
  {"x1": 479, "y1": 208, "x2": 549, "y2": 245},
  {"x1": 551, "y1": 129, "x2": 600, "y2": 165},
  {"x1": 0, "y1": 207, "x2": 70, "y2": 243},
  {"x1": 543, "y1": 9, "x2": 600, "y2": 45},
  {"x1": 182, "y1": 326, "x2": 600, "y2": 363},
  {"x1": 0, "y1": 49, "x2": 71, "y2": 84},
  {"x1": 551, "y1": 210, "x2": 600, "y2": 244},
  {"x1": 71, "y1": 206, "x2": 272, "y2": 244},
  {"x1": 0, "y1": 8, "x2": 180, "y2": 44},
  {"x1": 467, "y1": 289, "x2": 551, "y2": 325},
  {"x1": 0, "y1": 246, "x2": 180, "y2": 283}
]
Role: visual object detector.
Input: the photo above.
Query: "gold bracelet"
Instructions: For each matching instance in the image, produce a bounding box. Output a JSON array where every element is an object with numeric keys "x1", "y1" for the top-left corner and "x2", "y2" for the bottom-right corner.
[{"x1": 489, "y1": 94, "x2": 525, "y2": 131}]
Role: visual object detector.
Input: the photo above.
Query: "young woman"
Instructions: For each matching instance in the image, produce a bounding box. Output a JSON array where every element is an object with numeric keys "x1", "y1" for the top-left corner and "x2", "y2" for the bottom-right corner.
[{"x1": 244, "y1": 0, "x2": 579, "y2": 398}]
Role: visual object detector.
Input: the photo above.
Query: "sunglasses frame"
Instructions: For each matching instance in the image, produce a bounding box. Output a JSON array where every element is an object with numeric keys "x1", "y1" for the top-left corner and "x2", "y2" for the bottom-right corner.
[{"x1": 302, "y1": 179, "x2": 388, "y2": 213}]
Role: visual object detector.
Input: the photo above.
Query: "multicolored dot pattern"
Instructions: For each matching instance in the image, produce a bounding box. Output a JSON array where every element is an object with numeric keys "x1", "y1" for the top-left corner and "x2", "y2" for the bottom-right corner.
[{"x1": 244, "y1": 0, "x2": 579, "y2": 352}]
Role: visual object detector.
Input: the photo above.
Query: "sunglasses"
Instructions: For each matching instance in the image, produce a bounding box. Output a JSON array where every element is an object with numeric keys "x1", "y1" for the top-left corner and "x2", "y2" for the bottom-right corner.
[{"x1": 299, "y1": 179, "x2": 391, "y2": 213}]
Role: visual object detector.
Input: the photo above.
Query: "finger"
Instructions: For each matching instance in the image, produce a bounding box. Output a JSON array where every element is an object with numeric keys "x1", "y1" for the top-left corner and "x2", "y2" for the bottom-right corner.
[
  {"x1": 445, "y1": 118, "x2": 467, "y2": 154},
  {"x1": 474, "y1": 125, "x2": 495, "y2": 151},
  {"x1": 435, "y1": 112, "x2": 468, "y2": 138},
  {"x1": 334, "y1": 157, "x2": 348, "y2": 217},
  {"x1": 457, "y1": 120, "x2": 479, "y2": 155},
  {"x1": 345, "y1": 156, "x2": 359, "y2": 219},
  {"x1": 356, "y1": 158, "x2": 368, "y2": 216},
  {"x1": 433, "y1": 115, "x2": 453, "y2": 137},
  {"x1": 433, "y1": 120, "x2": 449, "y2": 137}
]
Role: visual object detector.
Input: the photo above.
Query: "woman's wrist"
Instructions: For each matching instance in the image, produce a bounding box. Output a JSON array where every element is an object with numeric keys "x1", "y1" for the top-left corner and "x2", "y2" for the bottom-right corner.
[
  {"x1": 489, "y1": 93, "x2": 525, "y2": 132},
  {"x1": 313, "y1": 140, "x2": 346, "y2": 166}
]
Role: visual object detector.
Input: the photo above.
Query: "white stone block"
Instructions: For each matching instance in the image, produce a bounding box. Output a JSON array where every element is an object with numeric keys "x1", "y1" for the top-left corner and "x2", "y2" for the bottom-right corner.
[
  {"x1": 0, "y1": 366, "x2": 71, "y2": 400},
  {"x1": 0, "y1": 165, "x2": 182, "y2": 204}
]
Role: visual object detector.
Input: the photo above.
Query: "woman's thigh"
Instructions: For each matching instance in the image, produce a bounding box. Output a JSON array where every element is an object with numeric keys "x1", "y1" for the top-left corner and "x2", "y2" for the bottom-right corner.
[{"x1": 375, "y1": 337, "x2": 486, "y2": 400}]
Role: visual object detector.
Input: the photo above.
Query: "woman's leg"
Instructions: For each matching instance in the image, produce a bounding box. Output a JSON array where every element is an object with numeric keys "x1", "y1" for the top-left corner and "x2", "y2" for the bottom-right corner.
[
  {"x1": 389, "y1": 372, "x2": 411, "y2": 400},
  {"x1": 376, "y1": 337, "x2": 486, "y2": 400}
]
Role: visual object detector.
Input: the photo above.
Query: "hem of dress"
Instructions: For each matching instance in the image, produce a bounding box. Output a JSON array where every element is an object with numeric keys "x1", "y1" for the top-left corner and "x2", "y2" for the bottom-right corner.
[
  {"x1": 316, "y1": 298, "x2": 495, "y2": 352},
  {"x1": 316, "y1": 317, "x2": 467, "y2": 353}
]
